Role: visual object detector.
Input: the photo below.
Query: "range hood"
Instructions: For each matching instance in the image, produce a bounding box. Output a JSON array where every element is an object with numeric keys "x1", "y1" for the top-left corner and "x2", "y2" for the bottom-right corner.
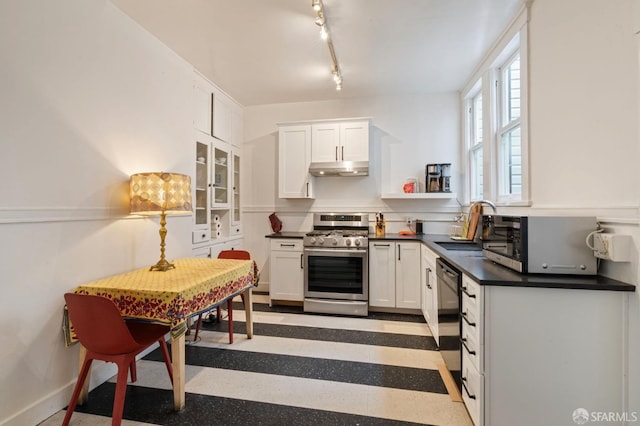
[{"x1": 309, "y1": 161, "x2": 369, "y2": 177}]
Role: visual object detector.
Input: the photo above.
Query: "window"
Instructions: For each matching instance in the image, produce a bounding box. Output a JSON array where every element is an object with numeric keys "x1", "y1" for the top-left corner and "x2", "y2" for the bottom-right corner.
[
  {"x1": 498, "y1": 53, "x2": 521, "y2": 197},
  {"x1": 468, "y1": 89, "x2": 484, "y2": 200},
  {"x1": 461, "y1": 10, "x2": 528, "y2": 206}
]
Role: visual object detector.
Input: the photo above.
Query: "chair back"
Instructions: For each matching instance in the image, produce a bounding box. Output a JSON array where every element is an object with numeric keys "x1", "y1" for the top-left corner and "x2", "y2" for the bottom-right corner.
[
  {"x1": 64, "y1": 293, "x2": 140, "y2": 355},
  {"x1": 217, "y1": 250, "x2": 251, "y2": 260}
]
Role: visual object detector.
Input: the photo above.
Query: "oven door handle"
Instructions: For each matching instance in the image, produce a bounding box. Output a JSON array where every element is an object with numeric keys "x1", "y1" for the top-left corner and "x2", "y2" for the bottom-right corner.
[{"x1": 304, "y1": 248, "x2": 367, "y2": 255}]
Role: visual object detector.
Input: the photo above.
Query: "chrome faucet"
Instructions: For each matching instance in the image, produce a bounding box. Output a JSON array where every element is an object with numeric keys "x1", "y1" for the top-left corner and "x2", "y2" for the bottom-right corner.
[
  {"x1": 468, "y1": 200, "x2": 497, "y2": 242},
  {"x1": 469, "y1": 199, "x2": 497, "y2": 215}
]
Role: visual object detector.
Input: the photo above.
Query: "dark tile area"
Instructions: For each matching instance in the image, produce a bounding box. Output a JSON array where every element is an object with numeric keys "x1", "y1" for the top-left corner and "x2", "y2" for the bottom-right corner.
[
  {"x1": 231, "y1": 300, "x2": 428, "y2": 324},
  {"x1": 146, "y1": 345, "x2": 448, "y2": 394},
  {"x1": 197, "y1": 320, "x2": 438, "y2": 350},
  {"x1": 73, "y1": 382, "x2": 434, "y2": 426}
]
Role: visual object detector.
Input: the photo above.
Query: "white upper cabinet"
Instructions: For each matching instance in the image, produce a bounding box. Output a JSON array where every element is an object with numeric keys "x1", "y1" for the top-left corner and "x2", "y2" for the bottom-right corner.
[
  {"x1": 212, "y1": 89, "x2": 233, "y2": 143},
  {"x1": 311, "y1": 120, "x2": 369, "y2": 163},
  {"x1": 278, "y1": 124, "x2": 314, "y2": 199},
  {"x1": 231, "y1": 105, "x2": 243, "y2": 148},
  {"x1": 194, "y1": 74, "x2": 212, "y2": 135},
  {"x1": 340, "y1": 121, "x2": 370, "y2": 162}
]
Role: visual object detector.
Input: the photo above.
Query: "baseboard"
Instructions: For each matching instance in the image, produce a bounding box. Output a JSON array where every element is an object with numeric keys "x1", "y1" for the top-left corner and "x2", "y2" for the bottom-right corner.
[
  {"x1": 1, "y1": 344, "x2": 158, "y2": 426},
  {"x1": 1, "y1": 361, "x2": 117, "y2": 426}
]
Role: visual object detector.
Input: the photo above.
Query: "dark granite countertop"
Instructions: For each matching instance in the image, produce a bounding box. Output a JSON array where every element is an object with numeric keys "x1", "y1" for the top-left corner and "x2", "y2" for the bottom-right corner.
[
  {"x1": 265, "y1": 232, "x2": 307, "y2": 239},
  {"x1": 370, "y1": 233, "x2": 636, "y2": 292},
  {"x1": 265, "y1": 232, "x2": 634, "y2": 291}
]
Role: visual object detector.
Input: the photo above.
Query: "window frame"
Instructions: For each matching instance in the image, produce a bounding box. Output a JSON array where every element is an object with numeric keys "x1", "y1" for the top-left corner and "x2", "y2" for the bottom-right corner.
[
  {"x1": 460, "y1": 7, "x2": 529, "y2": 207},
  {"x1": 466, "y1": 83, "x2": 484, "y2": 201}
]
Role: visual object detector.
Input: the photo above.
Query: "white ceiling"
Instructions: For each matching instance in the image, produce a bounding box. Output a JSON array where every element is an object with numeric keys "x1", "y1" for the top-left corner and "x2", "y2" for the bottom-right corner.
[{"x1": 111, "y1": 0, "x2": 524, "y2": 106}]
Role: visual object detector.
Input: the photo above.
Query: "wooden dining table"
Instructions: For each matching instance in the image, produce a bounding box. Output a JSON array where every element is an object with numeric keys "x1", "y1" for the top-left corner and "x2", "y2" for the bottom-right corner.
[{"x1": 64, "y1": 257, "x2": 259, "y2": 410}]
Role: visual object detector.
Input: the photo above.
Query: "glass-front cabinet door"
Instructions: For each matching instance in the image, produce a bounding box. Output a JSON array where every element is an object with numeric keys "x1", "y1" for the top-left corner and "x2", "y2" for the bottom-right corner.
[
  {"x1": 211, "y1": 141, "x2": 230, "y2": 208},
  {"x1": 194, "y1": 141, "x2": 210, "y2": 228},
  {"x1": 232, "y1": 152, "x2": 240, "y2": 224}
]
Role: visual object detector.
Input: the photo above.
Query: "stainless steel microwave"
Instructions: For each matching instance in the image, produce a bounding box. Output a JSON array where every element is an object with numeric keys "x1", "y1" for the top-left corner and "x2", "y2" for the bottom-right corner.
[{"x1": 481, "y1": 215, "x2": 598, "y2": 275}]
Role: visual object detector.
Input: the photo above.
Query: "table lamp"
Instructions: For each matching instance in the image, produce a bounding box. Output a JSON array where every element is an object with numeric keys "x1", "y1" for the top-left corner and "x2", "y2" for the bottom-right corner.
[{"x1": 130, "y1": 172, "x2": 192, "y2": 271}]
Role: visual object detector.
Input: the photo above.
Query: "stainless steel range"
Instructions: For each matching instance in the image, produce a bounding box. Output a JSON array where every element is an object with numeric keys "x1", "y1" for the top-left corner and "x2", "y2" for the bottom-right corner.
[{"x1": 303, "y1": 213, "x2": 369, "y2": 316}]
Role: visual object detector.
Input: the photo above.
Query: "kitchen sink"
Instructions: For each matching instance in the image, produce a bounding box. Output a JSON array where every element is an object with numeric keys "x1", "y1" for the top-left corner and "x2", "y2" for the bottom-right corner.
[{"x1": 435, "y1": 241, "x2": 483, "y2": 251}]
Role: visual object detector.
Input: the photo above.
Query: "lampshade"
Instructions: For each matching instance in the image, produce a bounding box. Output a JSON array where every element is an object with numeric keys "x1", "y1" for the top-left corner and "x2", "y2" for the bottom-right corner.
[
  {"x1": 129, "y1": 172, "x2": 192, "y2": 272},
  {"x1": 130, "y1": 172, "x2": 192, "y2": 215}
]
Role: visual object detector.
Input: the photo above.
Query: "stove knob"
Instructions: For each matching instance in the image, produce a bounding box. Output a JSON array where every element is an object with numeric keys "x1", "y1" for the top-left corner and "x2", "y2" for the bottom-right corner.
[
  {"x1": 318, "y1": 238, "x2": 324, "y2": 245},
  {"x1": 309, "y1": 237, "x2": 316, "y2": 245},
  {"x1": 331, "y1": 238, "x2": 338, "y2": 246},
  {"x1": 345, "y1": 239, "x2": 352, "y2": 246},
  {"x1": 355, "y1": 239, "x2": 361, "y2": 246}
]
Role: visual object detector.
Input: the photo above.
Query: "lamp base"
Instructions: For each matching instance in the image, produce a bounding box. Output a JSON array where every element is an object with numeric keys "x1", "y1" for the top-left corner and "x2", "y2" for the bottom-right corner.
[{"x1": 149, "y1": 258, "x2": 175, "y2": 272}]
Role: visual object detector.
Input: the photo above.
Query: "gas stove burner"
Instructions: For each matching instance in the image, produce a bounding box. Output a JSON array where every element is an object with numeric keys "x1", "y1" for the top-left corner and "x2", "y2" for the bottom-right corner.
[
  {"x1": 306, "y1": 229, "x2": 369, "y2": 238},
  {"x1": 304, "y1": 212, "x2": 370, "y2": 248}
]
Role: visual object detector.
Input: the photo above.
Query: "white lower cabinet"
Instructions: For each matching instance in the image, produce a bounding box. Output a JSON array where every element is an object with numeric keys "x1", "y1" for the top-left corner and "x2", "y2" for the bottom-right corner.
[
  {"x1": 460, "y1": 274, "x2": 483, "y2": 425},
  {"x1": 193, "y1": 238, "x2": 244, "y2": 259},
  {"x1": 461, "y1": 273, "x2": 629, "y2": 426},
  {"x1": 269, "y1": 239, "x2": 304, "y2": 304},
  {"x1": 369, "y1": 241, "x2": 420, "y2": 309},
  {"x1": 421, "y1": 245, "x2": 439, "y2": 344}
]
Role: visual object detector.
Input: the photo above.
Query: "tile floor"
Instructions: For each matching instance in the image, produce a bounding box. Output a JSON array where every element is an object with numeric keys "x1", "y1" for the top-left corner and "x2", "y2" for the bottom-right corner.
[{"x1": 40, "y1": 292, "x2": 473, "y2": 426}]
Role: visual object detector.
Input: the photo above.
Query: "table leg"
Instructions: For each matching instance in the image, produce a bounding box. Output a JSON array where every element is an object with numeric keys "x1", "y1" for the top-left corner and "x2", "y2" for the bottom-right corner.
[
  {"x1": 244, "y1": 287, "x2": 253, "y2": 339},
  {"x1": 78, "y1": 345, "x2": 89, "y2": 405},
  {"x1": 171, "y1": 333, "x2": 185, "y2": 410}
]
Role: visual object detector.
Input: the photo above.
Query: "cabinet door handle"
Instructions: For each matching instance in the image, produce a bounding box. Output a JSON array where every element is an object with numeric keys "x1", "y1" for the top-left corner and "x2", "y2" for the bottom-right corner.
[
  {"x1": 461, "y1": 286, "x2": 477, "y2": 299},
  {"x1": 300, "y1": 253, "x2": 304, "y2": 269},
  {"x1": 398, "y1": 245, "x2": 401, "y2": 261},
  {"x1": 335, "y1": 146, "x2": 338, "y2": 161},
  {"x1": 341, "y1": 146, "x2": 344, "y2": 161},
  {"x1": 460, "y1": 337, "x2": 476, "y2": 355},
  {"x1": 461, "y1": 378, "x2": 476, "y2": 400},
  {"x1": 461, "y1": 311, "x2": 476, "y2": 327},
  {"x1": 426, "y1": 268, "x2": 432, "y2": 288},
  {"x1": 306, "y1": 182, "x2": 309, "y2": 197}
]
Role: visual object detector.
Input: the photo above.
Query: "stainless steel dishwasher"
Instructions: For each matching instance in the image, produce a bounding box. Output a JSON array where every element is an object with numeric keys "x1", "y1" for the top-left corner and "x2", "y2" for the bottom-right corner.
[{"x1": 436, "y1": 258, "x2": 461, "y2": 392}]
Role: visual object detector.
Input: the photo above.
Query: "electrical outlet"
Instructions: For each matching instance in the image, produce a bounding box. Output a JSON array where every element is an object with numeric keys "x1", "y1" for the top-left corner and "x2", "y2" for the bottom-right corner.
[
  {"x1": 406, "y1": 216, "x2": 413, "y2": 226},
  {"x1": 593, "y1": 233, "x2": 632, "y2": 262}
]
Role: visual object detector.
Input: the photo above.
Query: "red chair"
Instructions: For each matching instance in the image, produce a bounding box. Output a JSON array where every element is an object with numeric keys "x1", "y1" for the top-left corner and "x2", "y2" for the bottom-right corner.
[
  {"x1": 193, "y1": 249, "x2": 250, "y2": 344},
  {"x1": 63, "y1": 293, "x2": 173, "y2": 426}
]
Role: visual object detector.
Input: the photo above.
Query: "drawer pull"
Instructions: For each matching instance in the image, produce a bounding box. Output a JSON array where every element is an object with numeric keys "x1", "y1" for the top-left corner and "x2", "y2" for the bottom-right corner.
[
  {"x1": 461, "y1": 286, "x2": 476, "y2": 299},
  {"x1": 461, "y1": 311, "x2": 476, "y2": 327},
  {"x1": 460, "y1": 337, "x2": 476, "y2": 355},
  {"x1": 374, "y1": 243, "x2": 391, "y2": 247},
  {"x1": 461, "y1": 378, "x2": 477, "y2": 400},
  {"x1": 280, "y1": 244, "x2": 295, "y2": 248}
]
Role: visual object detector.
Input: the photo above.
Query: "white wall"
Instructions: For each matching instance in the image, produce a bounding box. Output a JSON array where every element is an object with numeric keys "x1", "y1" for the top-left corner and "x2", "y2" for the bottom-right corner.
[
  {"x1": 0, "y1": 1, "x2": 195, "y2": 424},
  {"x1": 522, "y1": 0, "x2": 640, "y2": 415},
  {"x1": 242, "y1": 94, "x2": 462, "y2": 287}
]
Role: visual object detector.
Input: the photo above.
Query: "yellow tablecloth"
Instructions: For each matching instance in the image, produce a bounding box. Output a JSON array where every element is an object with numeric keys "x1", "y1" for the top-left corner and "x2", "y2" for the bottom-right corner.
[{"x1": 64, "y1": 257, "x2": 258, "y2": 344}]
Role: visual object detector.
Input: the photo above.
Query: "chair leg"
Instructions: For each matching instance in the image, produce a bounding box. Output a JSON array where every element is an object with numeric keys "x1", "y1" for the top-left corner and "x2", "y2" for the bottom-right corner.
[
  {"x1": 157, "y1": 338, "x2": 174, "y2": 384},
  {"x1": 193, "y1": 314, "x2": 203, "y2": 342},
  {"x1": 129, "y1": 360, "x2": 137, "y2": 383},
  {"x1": 111, "y1": 359, "x2": 132, "y2": 426},
  {"x1": 240, "y1": 293, "x2": 246, "y2": 308},
  {"x1": 228, "y1": 299, "x2": 234, "y2": 344},
  {"x1": 62, "y1": 358, "x2": 94, "y2": 426},
  {"x1": 216, "y1": 306, "x2": 222, "y2": 323}
]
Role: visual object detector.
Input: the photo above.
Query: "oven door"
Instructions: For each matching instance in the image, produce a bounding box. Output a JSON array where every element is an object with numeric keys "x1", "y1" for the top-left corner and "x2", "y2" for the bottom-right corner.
[{"x1": 303, "y1": 247, "x2": 368, "y2": 301}]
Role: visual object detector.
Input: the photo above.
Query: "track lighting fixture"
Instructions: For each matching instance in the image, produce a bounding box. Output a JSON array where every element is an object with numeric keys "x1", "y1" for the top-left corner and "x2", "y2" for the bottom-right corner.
[{"x1": 311, "y1": 0, "x2": 342, "y2": 91}]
